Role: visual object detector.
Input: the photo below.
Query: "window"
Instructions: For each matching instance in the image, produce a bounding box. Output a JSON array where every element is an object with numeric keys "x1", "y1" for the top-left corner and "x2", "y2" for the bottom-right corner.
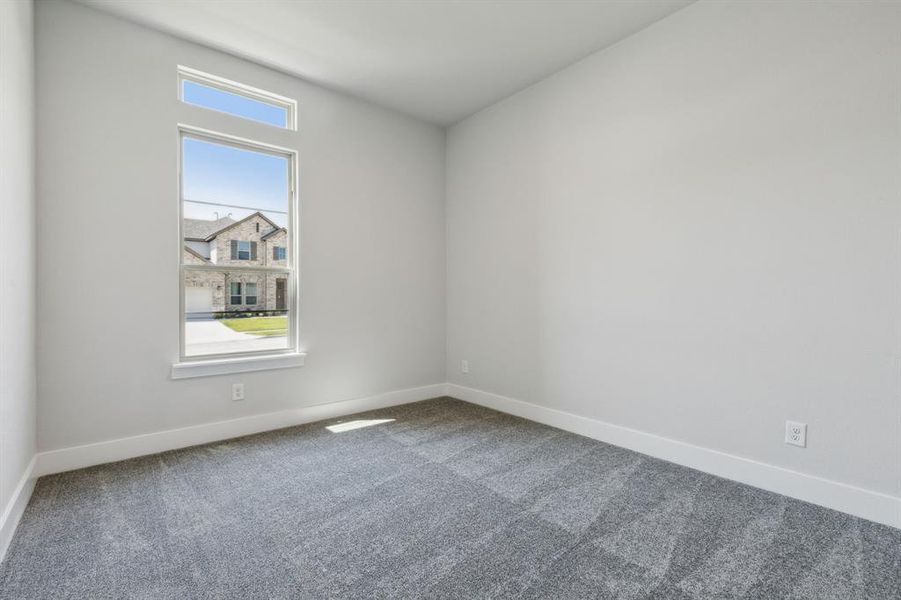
[
  {"x1": 178, "y1": 66, "x2": 296, "y2": 130},
  {"x1": 230, "y1": 282, "x2": 243, "y2": 305},
  {"x1": 274, "y1": 247, "x2": 287, "y2": 261},
  {"x1": 179, "y1": 127, "x2": 296, "y2": 360},
  {"x1": 245, "y1": 283, "x2": 258, "y2": 305},
  {"x1": 235, "y1": 240, "x2": 252, "y2": 260}
]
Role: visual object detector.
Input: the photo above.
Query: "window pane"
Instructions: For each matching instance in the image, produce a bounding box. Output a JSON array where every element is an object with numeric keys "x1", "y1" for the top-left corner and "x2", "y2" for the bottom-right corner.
[
  {"x1": 180, "y1": 133, "x2": 293, "y2": 359},
  {"x1": 182, "y1": 137, "x2": 289, "y2": 270},
  {"x1": 182, "y1": 137, "x2": 289, "y2": 214},
  {"x1": 184, "y1": 269, "x2": 289, "y2": 357},
  {"x1": 182, "y1": 80, "x2": 288, "y2": 128},
  {"x1": 237, "y1": 240, "x2": 251, "y2": 260},
  {"x1": 245, "y1": 283, "x2": 258, "y2": 305}
]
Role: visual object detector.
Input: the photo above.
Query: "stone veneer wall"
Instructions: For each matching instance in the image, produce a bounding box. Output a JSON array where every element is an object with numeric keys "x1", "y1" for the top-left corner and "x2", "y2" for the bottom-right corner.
[{"x1": 185, "y1": 214, "x2": 289, "y2": 314}]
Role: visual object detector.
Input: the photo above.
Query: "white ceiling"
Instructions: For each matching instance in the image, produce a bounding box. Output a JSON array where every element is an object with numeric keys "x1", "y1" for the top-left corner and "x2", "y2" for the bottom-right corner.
[{"x1": 77, "y1": 0, "x2": 693, "y2": 125}]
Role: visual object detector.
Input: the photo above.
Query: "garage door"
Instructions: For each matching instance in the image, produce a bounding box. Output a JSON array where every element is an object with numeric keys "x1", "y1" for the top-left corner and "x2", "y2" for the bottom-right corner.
[{"x1": 185, "y1": 286, "x2": 213, "y2": 318}]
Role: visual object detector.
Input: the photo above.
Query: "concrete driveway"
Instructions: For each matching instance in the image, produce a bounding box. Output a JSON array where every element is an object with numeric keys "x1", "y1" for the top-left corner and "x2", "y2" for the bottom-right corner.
[{"x1": 185, "y1": 319, "x2": 287, "y2": 356}]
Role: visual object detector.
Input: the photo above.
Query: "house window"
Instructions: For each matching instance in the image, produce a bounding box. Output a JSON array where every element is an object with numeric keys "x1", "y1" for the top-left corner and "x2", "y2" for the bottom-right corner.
[
  {"x1": 245, "y1": 283, "x2": 258, "y2": 305},
  {"x1": 180, "y1": 127, "x2": 296, "y2": 360},
  {"x1": 230, "y1": 282, "x2": 242, "y2": 305},
  {"x1": 178, "y1": 66, "x2": 296, "y2": 130},
  {"x1": 274, "y1": 247, "x2": 286, "y2": 261}
]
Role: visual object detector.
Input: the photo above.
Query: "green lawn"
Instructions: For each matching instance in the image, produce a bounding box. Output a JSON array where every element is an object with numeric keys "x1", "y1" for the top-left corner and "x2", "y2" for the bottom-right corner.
[{"x1": 220, "y1": 316, "x2": 287, "y2": 337}]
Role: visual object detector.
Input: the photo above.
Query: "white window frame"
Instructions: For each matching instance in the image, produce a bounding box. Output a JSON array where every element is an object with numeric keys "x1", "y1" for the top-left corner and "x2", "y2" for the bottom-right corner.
[
  {"x1": 236, "y1": 240, "x2": 252, "y2": 261},
  {"x1": 176, "y1": 124, "x2": 300, "y2": 369},
  {"x1": 275, "y1": 246, "x2": 287, "y2": 261},
  {"x1": 177, "y1": 65, "x2": 298, "y2": 131}
]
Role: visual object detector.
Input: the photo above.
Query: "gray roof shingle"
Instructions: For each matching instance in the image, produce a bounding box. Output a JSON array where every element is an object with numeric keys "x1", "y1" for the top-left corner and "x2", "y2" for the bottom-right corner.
[
  {"x1": 261, "y1": 227, "x2": 287, "y2": 241},
  {"x1": 183, "y1": 216, "x2": 237, "y2": 240}
]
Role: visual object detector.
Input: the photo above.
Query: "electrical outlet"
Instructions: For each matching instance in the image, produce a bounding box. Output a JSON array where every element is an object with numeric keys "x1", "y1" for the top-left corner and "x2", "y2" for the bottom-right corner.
[
  {"x1": 232, "y1": 383, "x2": 245, "y2": 402},
  {"x1": 461, "y1": 360, "x2": 469, "y2": 374},
  {"x1": 785, "y1": 421, "x2": 806, "y2": 447}
]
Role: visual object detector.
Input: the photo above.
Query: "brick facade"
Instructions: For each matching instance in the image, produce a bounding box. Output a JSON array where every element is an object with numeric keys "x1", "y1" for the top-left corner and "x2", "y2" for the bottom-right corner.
[{"x1": 183, "y1": 213, "x2": 289, "y2": 315}]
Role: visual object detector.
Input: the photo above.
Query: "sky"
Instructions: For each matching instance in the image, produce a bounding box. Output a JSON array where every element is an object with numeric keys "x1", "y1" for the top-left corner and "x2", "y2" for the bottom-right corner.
[
  {"x1": 182, "y1": 136, "x2": 289, "y2": 228},
  {"x1": 183, "y1": 80, "x2": 287, "y2": 128}
]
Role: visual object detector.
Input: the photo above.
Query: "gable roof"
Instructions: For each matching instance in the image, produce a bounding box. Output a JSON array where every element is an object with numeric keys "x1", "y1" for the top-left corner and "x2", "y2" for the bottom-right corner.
[
  {"x1": 183, "y1": 245, "x2": 210, "y2": 263},
  {"x1": 261, "y1": 227, "x2": 287, "y2": 241},
  {"x1": 184, "y1": 216, "x2": 236, "y2": 241},
  {"x1": 183, "y1": 211, "x2": 282, "y2": 242}
]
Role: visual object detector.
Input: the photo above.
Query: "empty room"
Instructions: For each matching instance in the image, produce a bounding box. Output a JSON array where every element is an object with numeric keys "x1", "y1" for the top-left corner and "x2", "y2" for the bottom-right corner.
[{"x1": 1, "y1": 0, "x2": 899, "y2": 597}]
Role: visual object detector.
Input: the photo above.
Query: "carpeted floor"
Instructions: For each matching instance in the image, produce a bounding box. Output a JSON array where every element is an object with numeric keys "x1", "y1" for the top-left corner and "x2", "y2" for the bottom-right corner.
[{"x1": 1, "y1": 397, "x2": 898, "y2": 599}]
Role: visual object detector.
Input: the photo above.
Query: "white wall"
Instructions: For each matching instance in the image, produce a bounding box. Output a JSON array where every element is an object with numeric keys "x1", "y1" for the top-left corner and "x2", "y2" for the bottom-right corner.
[
  {"x1": 447, "y1": 0, "x2": 901, "y2": 498},
  {"x1": 36, "y1": 1, "x2": 446, "y2": 452},
  {"x1": 0, "y1": 0, "x2": 37, "y2": 547}
]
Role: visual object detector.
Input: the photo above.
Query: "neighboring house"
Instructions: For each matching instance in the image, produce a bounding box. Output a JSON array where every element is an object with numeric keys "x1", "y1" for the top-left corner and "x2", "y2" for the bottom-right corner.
[{"x1": 183, "y1": 212, "x2": 288, "y2": 317}]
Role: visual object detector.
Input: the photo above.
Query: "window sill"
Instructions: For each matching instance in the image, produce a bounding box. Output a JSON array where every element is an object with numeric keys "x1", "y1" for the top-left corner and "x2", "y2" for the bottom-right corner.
[{"x1": 171, "y1": 352, "x2": 306, "y2": 380}]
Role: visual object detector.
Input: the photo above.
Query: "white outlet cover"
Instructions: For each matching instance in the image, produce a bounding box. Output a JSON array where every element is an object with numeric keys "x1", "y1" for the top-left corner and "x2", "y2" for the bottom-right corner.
[
  {"x1": 785, "y1": 421, "x2": 807, "y2": 447},
  {"x1": 232, "y1": 383, "x2": 245, "y2": 401},
  {"x1": 461, "y1": 360, "x2": 469, "y2": 374}
]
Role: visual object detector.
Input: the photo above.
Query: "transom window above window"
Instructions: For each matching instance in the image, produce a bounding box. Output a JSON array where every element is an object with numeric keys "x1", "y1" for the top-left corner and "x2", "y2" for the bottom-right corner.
[{"x1": 178, "y1": 66, "x2": 296, "y2": 130}]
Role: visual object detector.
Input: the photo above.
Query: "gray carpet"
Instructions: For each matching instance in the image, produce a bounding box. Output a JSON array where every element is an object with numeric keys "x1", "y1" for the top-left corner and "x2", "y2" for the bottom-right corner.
[{"x1": 1, "y1": 397, "x2": 898, "y2": 599}]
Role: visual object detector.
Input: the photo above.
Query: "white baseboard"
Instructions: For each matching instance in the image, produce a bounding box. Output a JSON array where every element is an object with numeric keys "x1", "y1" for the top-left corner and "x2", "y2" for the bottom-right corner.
[
  {"x1": 0, "y1": 456, "x2": 36, "y2": 564},
  {"x1": 446, "y1": 383, "x2": 901, "y2": 530},
  {"x1": 35, "y1": 383, "x2": 447, "y2": 477},
  {"x1": 27, "y1": 381, "x2": 901, "y2": 530}
]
